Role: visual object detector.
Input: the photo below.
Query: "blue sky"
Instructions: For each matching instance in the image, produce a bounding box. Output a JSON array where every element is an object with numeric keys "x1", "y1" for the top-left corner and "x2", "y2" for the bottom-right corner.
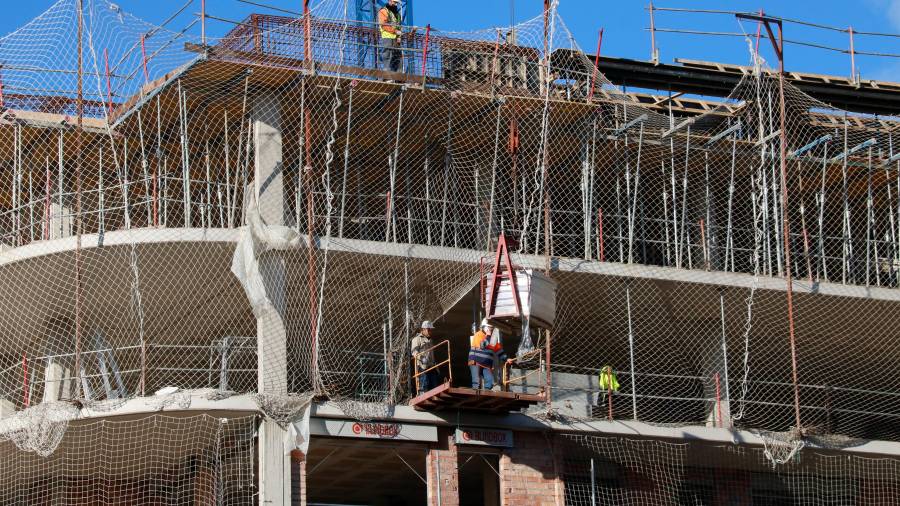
[{"x1": 5, "y1": 0, "x2": 900, "y2": 82}]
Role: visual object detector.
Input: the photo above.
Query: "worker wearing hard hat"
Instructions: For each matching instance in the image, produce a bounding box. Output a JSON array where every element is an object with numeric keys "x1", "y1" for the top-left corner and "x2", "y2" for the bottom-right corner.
[
  {"x1": 468, "y1": 318, "x2": 505, "y2": 390},
  {"x1": 378, "y1": 0, "x2": 403, "y2": 73},
  {"x1": 411, "y1": 320, "x2": 438, "y2": 394}
]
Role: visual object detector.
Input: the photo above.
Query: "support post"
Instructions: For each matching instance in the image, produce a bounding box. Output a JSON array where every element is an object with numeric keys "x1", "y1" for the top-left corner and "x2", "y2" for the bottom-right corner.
[
  {"x1": 588, "y1": 28, "x2": 603, "y2": 102},
  {"x1": 421, "y1": 24, "x2": 431, "y2": 80},
  {"x1": 75, "y1": 0, "x2": 84, "y2": 400},
  {"x1": 738, "y1": 12, "x2": 802, "y2": 431},
  {"x1": 849, "y1": 26, "x2": 856, "y2": 84},
  {"x1": 140, "y1": 34, "x2": 149, "y2": 84},
  {"x1": 253, "y1": 91, "x2": 291, "y2": 504},
  {"x1": 626, "y1": 283, "x2": 637, "y2": 419},
  {"x1": 304, "y1": 0, "x2": 312, "y2": 66},
  {"x1": 649, "y1": 1, "x2": 658, "y2": 64},
  {"x1": 104, "y1": 48, "x2": 112, "y2": 117},
  {"x1": 201, "y1": 0, "x2": 206, "y2": 46},
  {"x1": 590, "y1": 458, "x2": 597, "y2": 506}
]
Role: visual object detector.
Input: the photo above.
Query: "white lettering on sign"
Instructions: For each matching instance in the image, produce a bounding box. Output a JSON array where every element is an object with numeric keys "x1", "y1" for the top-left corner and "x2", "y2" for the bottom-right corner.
[
  {"x1": 454, "y1": 427, "x2": 514, "y2": 447},
  {"x1": 307, "y1": 418, "x2": 438, "y2": 442}
]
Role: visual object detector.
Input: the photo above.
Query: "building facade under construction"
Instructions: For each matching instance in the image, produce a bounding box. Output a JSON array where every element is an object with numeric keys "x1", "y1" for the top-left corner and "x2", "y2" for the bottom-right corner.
[{"x1": 2, "y1": 0, "x2": 900, "y2": 504}]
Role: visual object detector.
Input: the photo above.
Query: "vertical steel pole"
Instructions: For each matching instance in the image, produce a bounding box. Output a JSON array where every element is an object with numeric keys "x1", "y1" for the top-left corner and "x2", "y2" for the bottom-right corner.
[
  {"x1": 303, "y1": 0, "x2": 319, "y2": 387},
  {"x1": 140, "y1": 34, "x2": 149, "y2": 83},
  {"x1": 75, "y1": 0, "x2": 84, "y2": 401},
  {"x1": 649, "y1": 1, "x2": 658, "y2": 63},
  {"x1": 776, "y1": 22, "x2": 803, "y2": 432},
  {"x1": 626, "y1": 284, "x2": 637, "y2": 419},
  {"x1": 590, "y1": 458, "x2": 597, "y2": 506},
  {"x1": 543, "y1": 0, "x2": 553, "y2": 410},
  {"x1": 719, "y1": 291, "x2": 730, "y2": 427},
  {"x1": 421, "y1": 24, "x2": 431, "y2": 79},
  {"x1": 848, "y1": 26, "x2": 856, "y2": 84},
  {"x1": 201, "y1": 0, "x2": 206, "y2": 46},
  {"x1": 104, "y1": 48, "x2": 112, "y2": 117},
  {"x1": 588, "y1": 28, "x2": 603, "y2": 102}
]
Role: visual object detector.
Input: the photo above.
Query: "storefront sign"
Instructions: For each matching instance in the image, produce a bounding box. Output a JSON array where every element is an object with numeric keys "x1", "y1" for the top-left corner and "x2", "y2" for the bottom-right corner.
[
  {"x1": 454, "y1": 427, "x2": 514, "y2": 448},
  {"x1": 308, "y1": 418, "x2": 438, "y2": 442}
]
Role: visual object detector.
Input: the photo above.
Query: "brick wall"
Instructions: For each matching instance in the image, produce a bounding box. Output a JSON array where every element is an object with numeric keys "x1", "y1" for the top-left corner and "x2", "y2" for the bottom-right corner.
[
  {"x1": 499, "y1": 431, "x2": 563, "y2": 506},
  {"x1": 290, "y1": 449, "x2": 306, "y2": 506},
  {"x1": 426, "y1": 428, "x2": 460, "y2": 506}
]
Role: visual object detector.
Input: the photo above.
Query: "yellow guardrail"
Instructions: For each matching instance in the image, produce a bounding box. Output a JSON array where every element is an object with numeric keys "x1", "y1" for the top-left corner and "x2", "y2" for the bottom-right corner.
[
  {"x1": 412, "y1": 339, "x2": 452, "y2": 393},
  {"x1": 502, "y1": 348, "x2": 544, "y2": 392}
]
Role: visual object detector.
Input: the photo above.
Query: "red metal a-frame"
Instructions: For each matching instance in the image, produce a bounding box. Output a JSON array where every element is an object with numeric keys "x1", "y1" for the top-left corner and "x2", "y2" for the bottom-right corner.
[{"x1": 483, "y1": 233, "x2": 521, "y2": 319}]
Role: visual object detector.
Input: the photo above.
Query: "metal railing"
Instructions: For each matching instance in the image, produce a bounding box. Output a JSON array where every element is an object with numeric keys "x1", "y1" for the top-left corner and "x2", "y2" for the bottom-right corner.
[{"x1": 411, "y1": 339, "x2": 451, "y2": 394}]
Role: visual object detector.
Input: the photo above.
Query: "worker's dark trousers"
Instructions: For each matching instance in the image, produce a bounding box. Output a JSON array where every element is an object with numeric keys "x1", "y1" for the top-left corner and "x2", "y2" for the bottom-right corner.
[
  {"x1": 416, "y1": 369, "x2": 438, "y2": 394},
  {"x1": 379, "y1": 38, "x2": 402, "y2": 73}
]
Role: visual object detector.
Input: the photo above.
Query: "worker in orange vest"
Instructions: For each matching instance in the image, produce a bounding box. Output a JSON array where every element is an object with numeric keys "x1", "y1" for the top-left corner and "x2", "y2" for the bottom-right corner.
[
  {"x1": 468, "y1": 318, "x2": 505, "y2": 389},
  {"x1": 378, "y1": 0, "x2": 403, "y2": 73}
]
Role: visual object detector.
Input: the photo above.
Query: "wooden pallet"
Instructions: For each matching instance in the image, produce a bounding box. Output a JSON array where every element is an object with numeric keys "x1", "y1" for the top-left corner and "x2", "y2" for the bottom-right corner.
[{"x1": 410, "y1": 382, "x2": 544, "y2": 413}]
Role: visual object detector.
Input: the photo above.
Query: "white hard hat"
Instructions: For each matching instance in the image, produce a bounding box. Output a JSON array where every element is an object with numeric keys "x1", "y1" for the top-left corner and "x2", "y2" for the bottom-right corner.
[
  {"x1": 420, "y1": 320, "x2": 434, "y2": 330},
  {"x1": 481, "y1": 318, "x2": 493, "y2": 329}
]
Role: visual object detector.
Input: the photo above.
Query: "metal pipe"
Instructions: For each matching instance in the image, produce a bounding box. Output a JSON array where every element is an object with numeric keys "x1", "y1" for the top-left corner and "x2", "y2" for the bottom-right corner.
[
  {"x1": 201, "y1": 0, "x2": 206, "y2": 45},
  {"x1": 339, "y1": 86, "x2": 355, "y2": 238},
  {"x1": 590, "y1": 458, "x2": 596, "y2": 506},
  {"x1": 849, "y1": 26, "x2": 856, "y2": 83},
  {"x1": 719, "y1": 291, "x2": 730, "y2": 426},
  {"x1": 626, "y1": 283, "x2": 637, "y2": 419},
  {"x1": 588, "y1": 28, "x2": 603, "y2": 101},
  {"x1": 649, "y1": 0, "x2": 658, "y2": 63}
]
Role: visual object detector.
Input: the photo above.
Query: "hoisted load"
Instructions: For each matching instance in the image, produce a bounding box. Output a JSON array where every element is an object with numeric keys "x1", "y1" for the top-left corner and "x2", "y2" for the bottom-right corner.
[{"x1": 483, "y1": 234, "x2": 556, "y2": 330}]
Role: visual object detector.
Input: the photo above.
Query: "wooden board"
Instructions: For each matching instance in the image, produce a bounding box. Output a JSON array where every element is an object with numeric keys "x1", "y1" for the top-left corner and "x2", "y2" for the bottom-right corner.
[{"x1": 410, "y1": 382, "x2": 544, "y2": 414}]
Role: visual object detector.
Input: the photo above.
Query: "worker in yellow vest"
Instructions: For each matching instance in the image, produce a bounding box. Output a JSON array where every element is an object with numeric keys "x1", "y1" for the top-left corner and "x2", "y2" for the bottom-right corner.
[
  {"x1": 599, "y1": 365, "x2": 620, "y2": 393},
  {"x1": 378, "y1": 0, "x2": 403, "y2": 73}
]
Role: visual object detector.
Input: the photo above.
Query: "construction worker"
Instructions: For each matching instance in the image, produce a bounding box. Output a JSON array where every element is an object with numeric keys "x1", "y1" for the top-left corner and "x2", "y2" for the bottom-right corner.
[
  {"x1": 468, "y1": 318, "x2": 504, "y2": 390},
  {"x1": 599, "y1": 365, "x2": 620, "y2": 393},
  {"x1": 378, "y1": 0, "x2": 403, "y2": 73},
  {"x1": 410, "y1": 320, "x2": 438, "y2": 394},
  {"x1": 596, "y1": 365, "x2": 620, "y2": 414}
]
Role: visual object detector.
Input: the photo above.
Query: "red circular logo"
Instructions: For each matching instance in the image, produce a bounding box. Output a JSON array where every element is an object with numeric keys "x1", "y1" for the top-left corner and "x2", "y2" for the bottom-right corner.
[{"x1": 352, "y1": 423, "x2": 362, "y2": 434}]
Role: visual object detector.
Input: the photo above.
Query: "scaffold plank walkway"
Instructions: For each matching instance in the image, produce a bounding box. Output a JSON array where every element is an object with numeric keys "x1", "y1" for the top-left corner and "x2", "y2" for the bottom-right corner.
[{"x1": 410, "y1": 382, "x2": 545, "y2": 413}]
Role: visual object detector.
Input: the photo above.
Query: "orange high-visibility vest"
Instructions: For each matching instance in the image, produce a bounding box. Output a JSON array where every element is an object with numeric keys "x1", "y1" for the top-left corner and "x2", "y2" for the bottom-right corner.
[{"x1": 379, "y1": 7, "x2": 400, "y2": 40}]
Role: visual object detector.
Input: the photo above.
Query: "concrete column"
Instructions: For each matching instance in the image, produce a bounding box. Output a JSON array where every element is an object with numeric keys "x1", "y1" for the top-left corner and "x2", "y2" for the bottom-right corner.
[
  {"x1": 253, "y1": 91, "x2": 292, "y2": 504},
  {"x1": 427, "y1": 428, "x2": 460, "y2": 506},
  {"x1": 253, "y1": 93, "x2": 286, "y2": 227},
  {"x1": 49, "y1": 202, "x2": 72, "y2": 240}
]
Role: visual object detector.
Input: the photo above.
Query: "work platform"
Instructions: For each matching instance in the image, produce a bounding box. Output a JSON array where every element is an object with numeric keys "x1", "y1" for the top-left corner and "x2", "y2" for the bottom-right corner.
[{"x1": 410, "y1": 382, "x2": 545, "y2": 414}]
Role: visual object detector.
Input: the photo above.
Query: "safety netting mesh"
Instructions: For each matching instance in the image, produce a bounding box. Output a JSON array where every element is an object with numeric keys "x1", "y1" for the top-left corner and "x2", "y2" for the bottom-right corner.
[
  {"x1": 0, "y1": 0, "x2": 897, "y2": 480},
  {"x1": 0, "y1": 413, "x2": 256, "y2": 504},
  {"x1": 561, "y1": 433, "x2": 900, "y2": 504}
]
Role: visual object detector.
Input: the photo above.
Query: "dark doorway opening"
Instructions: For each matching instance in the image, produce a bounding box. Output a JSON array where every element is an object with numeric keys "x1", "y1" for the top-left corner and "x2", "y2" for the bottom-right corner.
[
  {"x1": 305, "y1": 438, "x2": 427, "y2": 506},
  {"x1": 458, "y1": 451, "x2": 500, "y2": 506}
]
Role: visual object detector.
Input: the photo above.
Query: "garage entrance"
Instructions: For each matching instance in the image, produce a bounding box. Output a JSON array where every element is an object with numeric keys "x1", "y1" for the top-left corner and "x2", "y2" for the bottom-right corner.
[{"x1": 305, "y1": 438, "x2": 427, "y2": 506}]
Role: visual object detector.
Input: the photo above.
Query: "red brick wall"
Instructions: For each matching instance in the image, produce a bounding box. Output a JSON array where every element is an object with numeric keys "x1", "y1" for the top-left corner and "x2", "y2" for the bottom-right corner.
[
  {"x1": 499, "y1": 432, "x2": 563, "y2": 506},
  {"x1": 291, "y1": 449, "x2": 306, "y2": 506},
  {"x1": 427, "y1": 428, "x2": 460, "y2": 506}
]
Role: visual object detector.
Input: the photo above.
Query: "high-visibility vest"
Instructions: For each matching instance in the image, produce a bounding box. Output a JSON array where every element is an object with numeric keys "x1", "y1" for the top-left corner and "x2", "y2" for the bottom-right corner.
[
  {"x1": 599, "y1": 367, "x2": 620, "y2": 393},
  {"x1": 379, "y1": 7, "x2": 400, "y2": 40},
  {"x1": 468, "y1": 330, "x2": 499, "y2": 368}
]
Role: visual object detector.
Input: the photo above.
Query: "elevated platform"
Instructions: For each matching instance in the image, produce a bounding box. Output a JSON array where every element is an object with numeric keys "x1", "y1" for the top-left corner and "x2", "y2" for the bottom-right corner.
[{"x1": 410, "y1": 382, "x2": 545, "y2": 414}]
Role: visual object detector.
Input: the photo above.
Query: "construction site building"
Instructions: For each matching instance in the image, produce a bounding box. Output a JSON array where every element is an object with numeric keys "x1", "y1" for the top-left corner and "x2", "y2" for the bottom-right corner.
[{"x1": 2, "y1": 0, "x2": 900, "y2": 504}]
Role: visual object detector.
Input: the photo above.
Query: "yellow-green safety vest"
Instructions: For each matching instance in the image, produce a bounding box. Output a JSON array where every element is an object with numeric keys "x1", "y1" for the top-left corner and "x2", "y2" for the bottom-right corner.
[
  {"x1": 599, "y1": 366, "x2": 620, "y2": 393},
  {"x1": 380, "y1": 7, "x2": 400, "y2": 40}
]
